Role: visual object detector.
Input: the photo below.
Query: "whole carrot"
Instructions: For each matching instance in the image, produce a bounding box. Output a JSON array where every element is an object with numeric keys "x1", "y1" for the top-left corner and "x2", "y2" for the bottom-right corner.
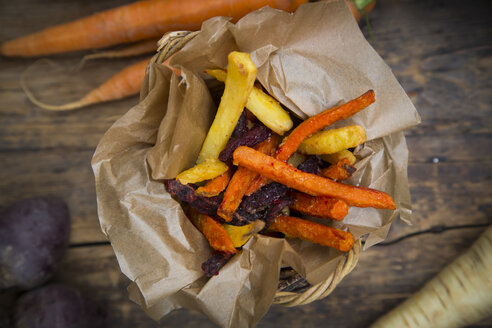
[
  {"x1": 1, "y1": 0, "x2": 307, "y2": 57},
  {"x1": 22, "y1": 58, "x2": 150, "y2": 111}
]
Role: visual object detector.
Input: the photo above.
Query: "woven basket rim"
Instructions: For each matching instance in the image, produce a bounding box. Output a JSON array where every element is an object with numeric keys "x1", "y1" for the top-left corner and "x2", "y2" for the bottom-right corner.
[{"x1": 153, "y1": 30, "x2": 361, "y2": 307}]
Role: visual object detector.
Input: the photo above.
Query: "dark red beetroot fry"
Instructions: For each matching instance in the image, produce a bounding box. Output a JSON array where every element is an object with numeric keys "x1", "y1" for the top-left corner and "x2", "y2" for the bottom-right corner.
[
  {"x1": 164, "y1": 179, "x2": 257, "y2": 226},
  {"x1": 164, "y1": 179, "x2": 219, "y2": 217},
  {"x1": 218, "y1": 124, "x2": 271, "y2": 162},
  {"x1": 263, "y1": 196, "x2": 295, "y2": 227},
  {"x1": 232, "y1": 111, "x2": 248, "y2": 139},
  {"x1": 234, "y1": 207, "x2": 263, "y2": 225},
  {"x1": 239, "y1": 182, "x2": 288, "y2": 214},
  {"x1": 297, "y1": 156, "x2": 322, "y2": 175},
  {"x1": 202, "y1": 251, "x2": 235, "y2": 277}
]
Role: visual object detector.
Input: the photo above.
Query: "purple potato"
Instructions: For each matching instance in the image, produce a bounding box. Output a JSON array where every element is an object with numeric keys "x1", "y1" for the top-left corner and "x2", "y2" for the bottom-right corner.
[
  {"x1": 0, "y1": 198, "x2": 70, "y2": 290},
  {"x1": 14, "y1": 284, "x2": 104, "y2": 328}
]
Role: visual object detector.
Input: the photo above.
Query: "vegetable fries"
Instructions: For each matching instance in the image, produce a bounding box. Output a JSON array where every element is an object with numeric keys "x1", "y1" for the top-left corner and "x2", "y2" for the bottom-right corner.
[
  {"x1": 196, "y1": 170, "x2": 232, "y2": 197},
  {"x1": 269, "y1": 215, "x2": 354, "y2": 252},
  {"x1": 197, "y1": 52, "x2": 257, "y2": 163},
  {"x1": 222, "y1": 220, "x2": 265, "y2": 248},
  {"x1": 321, "y1": 158, "x2": 356, "y2": 181},
  {"x1": 164, "y1": 52, "x2": 396, "y2": 276},
  {"x1": 188, "y1": 211, "x2": 237, "y2": 254},
  {"x1": 206, "y1": 69, "x2": 293, "y2": 135},
  {"x1": 176, "y1": 158, "x2": 228, "y2": 185},
  {"x1": 233, "y1": 146, "x2": 395, "y2": 209},
  {"x1": 289, "y1": 192, "x2": 349, "y2": 220},
  {"x1": 321, "y1": 149, "x2": 357, "y2": 165},
  {"x1": 298, "y1": 125, "x2": 366, "y2": 155},
  {"x1": 244, "y1": 90, "x2": 376, "y2": 194},
  {"x1": 218, "y1": 136, "x2": 278, "y2": 222}
]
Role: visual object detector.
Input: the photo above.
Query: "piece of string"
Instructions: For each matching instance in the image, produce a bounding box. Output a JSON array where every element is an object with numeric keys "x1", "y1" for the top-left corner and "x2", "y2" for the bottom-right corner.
[{"x1": 20, "y1": 58, "x2": 89, "y2": 111}]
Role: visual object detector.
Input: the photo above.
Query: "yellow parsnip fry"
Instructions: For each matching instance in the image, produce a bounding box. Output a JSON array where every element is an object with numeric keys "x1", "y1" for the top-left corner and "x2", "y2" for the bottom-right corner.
[
  {"x1": 222, "y1": 220, "x2": 265, "y2": 248},
  {"x1": 206, "y1": 68, "x2": 227, "y2": 81},
  {"x1": 176, "y1": 158, "x2": 228, "y2": 185},
  {"x1": 197, "y1": 52, "x2": 257, "y2": 163},
  {"x1": 206, "y1": 68, "x2": 293, "y2": 135},
  {"x1": 298, "y1": 125, "x2": 366, "y2": 155},
  {"x1": 321, "y1": 149, "x2": 357, "y2": 165}
]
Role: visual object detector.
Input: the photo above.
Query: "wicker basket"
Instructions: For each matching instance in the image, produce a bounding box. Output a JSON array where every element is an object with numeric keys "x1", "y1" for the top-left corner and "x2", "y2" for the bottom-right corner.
[{"x1": 153, "y1": 30, "x2": 361, "y2": 307}]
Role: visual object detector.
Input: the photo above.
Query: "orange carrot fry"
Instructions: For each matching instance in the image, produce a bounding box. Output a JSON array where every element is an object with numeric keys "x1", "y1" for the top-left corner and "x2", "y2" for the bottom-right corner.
[
  {"x1": 0, "y1": 0, "x2": 308, "y2": 57},
  {"x1": 218, "y1": 135, "x2": 278, "y2": 222},
  {"x1": 289, "y1": 192, "x2": 349, "y2": 221},
  {"x1": 217, "y1": 166, "x2": 258, "y2": 222},
  {"x1": 190, "y1": 213, "x2": 237, "y2": 254},
  {"x1": 269, "y1": 215, "x2": 354, "y2": 252},
  {"x1": 233, "y1": 146, "x2": 396, "y2": 209},
  {"x1": 246, "y1": 90, "x2": 375, "y2": 194},
  {"x1": 244, "y1": 174, "x2": 267, "y2": 196},
  {"x1": 321, "y1": 158, "x2": 356, "y2": 181},
  {"x1": 22, "y1": 58, "x2": 149, "y2": 111},
  {"x1": 276, "y1": 90, "x2": 375, "y2": 162},
  {"x1": 196, "y1": 169, "x2": 232, "y2": 197}
]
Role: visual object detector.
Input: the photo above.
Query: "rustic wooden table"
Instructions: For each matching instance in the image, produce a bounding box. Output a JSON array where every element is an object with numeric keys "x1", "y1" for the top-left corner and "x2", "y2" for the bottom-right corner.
[{"x1": 1, "y1": 0, "x2": 491, "y2": 327}]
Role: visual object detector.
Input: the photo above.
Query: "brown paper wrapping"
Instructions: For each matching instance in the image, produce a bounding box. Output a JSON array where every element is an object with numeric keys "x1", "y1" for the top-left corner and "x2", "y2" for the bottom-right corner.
[{"x1": 92, "y1": 1, "x2": 420, "y2": 327}]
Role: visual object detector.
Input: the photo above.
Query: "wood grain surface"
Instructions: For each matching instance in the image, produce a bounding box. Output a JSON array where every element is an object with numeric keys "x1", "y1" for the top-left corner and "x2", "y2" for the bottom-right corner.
[{"x1": 0, "y1": 0, "x2": 491, "y2": 327}]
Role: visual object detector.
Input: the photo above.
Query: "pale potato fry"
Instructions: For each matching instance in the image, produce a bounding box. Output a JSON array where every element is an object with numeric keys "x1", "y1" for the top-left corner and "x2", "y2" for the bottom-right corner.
[
  {"x1": 298, "y1": 125, "x2": 366, "y2": 155},
  {"x1": 176, "y1": 158, "x2": 228, "y2": 185},
  {"x1": 321, "y1": 149, "x2": 357, "y2": 165},
  {"x1": 197, "y1": 52, "x2": 257, "y2": 163},
  {"x1": 287, "y1": 152, "x2": 306, "y2": 168},
  {"x1": 206, "y1": 68, "x2": 293, "y2": 135},
  {"x1": 222, "y1": 220, "x2": 265, "y2": 248}
]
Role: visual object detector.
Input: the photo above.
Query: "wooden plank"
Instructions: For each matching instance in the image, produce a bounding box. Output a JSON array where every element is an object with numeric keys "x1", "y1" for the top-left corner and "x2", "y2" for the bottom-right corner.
[
  {"x1": 0, "y1": 149, "x2": 106, "y2": 244},
  {"x1": 0, "y1": 116, "x2": 491, "y2": 156},
  {"x1": 368, "y1": 0, "x2": 492, "y2": 121},
  {"x1": 387, "y1": 160, "x2": 492, "y2": 241},
  {"x1": 260, "y1": 228, "x2": 492, "y2": 327},
  {"x1": 48, "y1": 228, "x2": 491, "y2": 327},
  {"x1": 0, "y1": 1, "x2": 489, "y2": 154},
  {"x1": 0, "y1": 0, "x2": 148, "y2": 153},
  {"x1": 54, "y1": 245, "x2": 217, "y2": 328},
  {"x1": 0, "y1": 0, "x2": 491, "y2": 327}
]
